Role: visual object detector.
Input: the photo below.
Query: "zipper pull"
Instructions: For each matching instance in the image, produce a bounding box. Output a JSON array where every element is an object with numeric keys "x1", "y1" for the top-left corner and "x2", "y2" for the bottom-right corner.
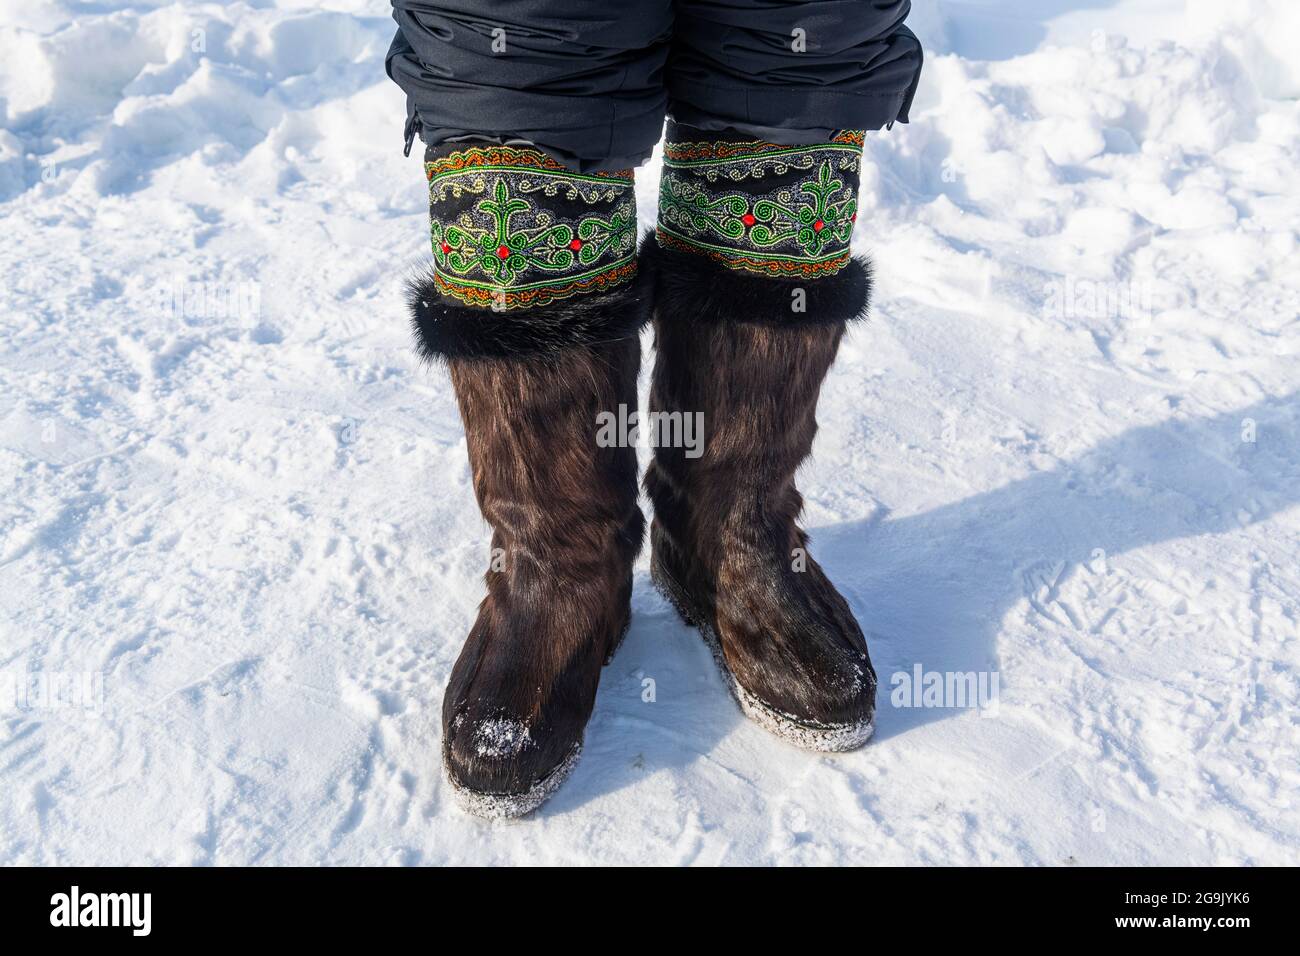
[{"x1": 403, "y1": 113, "x2": 421, "y2": 158}]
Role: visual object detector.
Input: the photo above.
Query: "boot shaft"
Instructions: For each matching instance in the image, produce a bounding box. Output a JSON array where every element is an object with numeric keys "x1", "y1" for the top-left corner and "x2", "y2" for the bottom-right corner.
[{"x1": 448, "y1": 337, "x2": 644, "y2": 583}]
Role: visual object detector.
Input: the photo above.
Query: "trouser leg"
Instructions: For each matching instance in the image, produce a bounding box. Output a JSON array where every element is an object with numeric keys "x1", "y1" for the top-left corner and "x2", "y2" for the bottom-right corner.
[{"x1": 387, "y1": 0, "x2": 673, "y2": 172}]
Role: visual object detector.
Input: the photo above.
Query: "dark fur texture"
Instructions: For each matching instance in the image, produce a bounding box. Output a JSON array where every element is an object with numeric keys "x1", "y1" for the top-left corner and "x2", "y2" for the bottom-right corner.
[
  {"x1": 644, "y1": 242, "x2": 877, "y2": 734},
  {"x1": 441, "y1": 331, "x2": 644, "y2": 801},
  {"x1": 641, "y1": 234, "x2": 872, "y2": 328},
  {"x1": 407, "y1": 256, "x2": 652, "y2": 362}
]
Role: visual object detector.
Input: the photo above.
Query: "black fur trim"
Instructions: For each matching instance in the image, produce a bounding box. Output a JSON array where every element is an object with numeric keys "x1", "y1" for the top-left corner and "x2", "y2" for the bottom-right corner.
[
  {"x1": 407, "y1": 251, "x2": 653, "y2": 363},
  {"x1": 641, "y1": 234, "x2": 871, "y2": 328}
]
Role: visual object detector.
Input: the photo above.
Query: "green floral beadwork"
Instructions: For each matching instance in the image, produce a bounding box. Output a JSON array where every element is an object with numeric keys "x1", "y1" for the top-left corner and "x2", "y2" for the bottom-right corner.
[
  {"x1": 426, "y1": 145, "x2": 637, "y2": 310},
  {"x1": 656, "y1": 131, "x2": 865, "y2": 278},
  {"x1": 433, "y1": 181, "x2": 635, "y2": 284},
  {"x1": 659, "y1": 161, "x2": 856, "y2": 260}
]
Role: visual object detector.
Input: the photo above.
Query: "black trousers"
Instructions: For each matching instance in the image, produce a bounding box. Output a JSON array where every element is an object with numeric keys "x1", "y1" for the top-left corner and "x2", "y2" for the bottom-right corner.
[{"x1": 386, "y1": 0, "x2": 923, "y2": 172}]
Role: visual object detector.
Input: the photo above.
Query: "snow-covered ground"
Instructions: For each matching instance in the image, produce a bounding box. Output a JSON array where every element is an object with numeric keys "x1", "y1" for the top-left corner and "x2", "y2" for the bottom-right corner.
[{"x1": 1, "y1": 0, "x2": 1297, "y2": 865}]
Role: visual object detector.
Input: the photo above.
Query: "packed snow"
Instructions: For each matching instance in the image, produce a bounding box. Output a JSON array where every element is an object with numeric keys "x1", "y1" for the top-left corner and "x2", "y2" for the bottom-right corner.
[{"x1": 1, "y1": 1, "x2": 1296, "y2": 864}]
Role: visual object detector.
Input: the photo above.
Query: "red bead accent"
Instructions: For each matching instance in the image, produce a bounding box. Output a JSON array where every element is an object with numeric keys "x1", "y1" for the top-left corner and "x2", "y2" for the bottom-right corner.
[
  {"x1": 440, "y1": 243, "x2": 451, "y2": 254},
  {"x1": 569, "y1": 238, "x2": 583, "y2": 251},
  {"x1": 813, "y1": 219, "x2": 825, "y2": 232},
  {"x1": 497, "y1": 245, "x2": 510, "y2": 259},
  {"x1": 851, "y1": 213, "x2": 857, "y2": 222},
  {"x1": 741, "y1": 213, "x2": 756, "y2": 227}
]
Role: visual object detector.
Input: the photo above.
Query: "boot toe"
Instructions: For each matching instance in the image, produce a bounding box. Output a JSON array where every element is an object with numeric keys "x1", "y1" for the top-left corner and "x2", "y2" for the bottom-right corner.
[
  {"x1": 442, "y1": 706, "x2": 583, "y2": 819},
  {"x1": 730, "y1": 645, "x2": 876, "y2": 752},
  {"x1": 709, "y1": 610, "x2": 877, "y2": 752}
]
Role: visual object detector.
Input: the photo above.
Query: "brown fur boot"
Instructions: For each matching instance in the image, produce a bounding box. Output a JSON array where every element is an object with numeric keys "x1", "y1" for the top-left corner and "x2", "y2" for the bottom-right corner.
[
  {"x1": 643, "y1": 236, "x2": 877, "y2": 751},
  {"x1": 407, "y1": 268, "x2": 649, "y2": 818}
]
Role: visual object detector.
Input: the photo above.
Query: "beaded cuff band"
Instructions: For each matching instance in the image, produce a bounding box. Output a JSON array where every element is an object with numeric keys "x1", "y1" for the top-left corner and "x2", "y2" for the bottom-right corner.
[
  {"x1": 655, "y1": 124, "x2": 865, "y2": 279},
  {"x1": 426, "y1": 144, "x2": 638, "y2": 310}
]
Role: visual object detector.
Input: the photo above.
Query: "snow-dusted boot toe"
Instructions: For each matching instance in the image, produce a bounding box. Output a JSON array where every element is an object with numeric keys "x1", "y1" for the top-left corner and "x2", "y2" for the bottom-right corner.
[
  {"x1": 652, "y1": 542, "x2": 876, "y2": 752},
  {"x1": 442, "y1": 700, "x2": 585, "y2": 821}
]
